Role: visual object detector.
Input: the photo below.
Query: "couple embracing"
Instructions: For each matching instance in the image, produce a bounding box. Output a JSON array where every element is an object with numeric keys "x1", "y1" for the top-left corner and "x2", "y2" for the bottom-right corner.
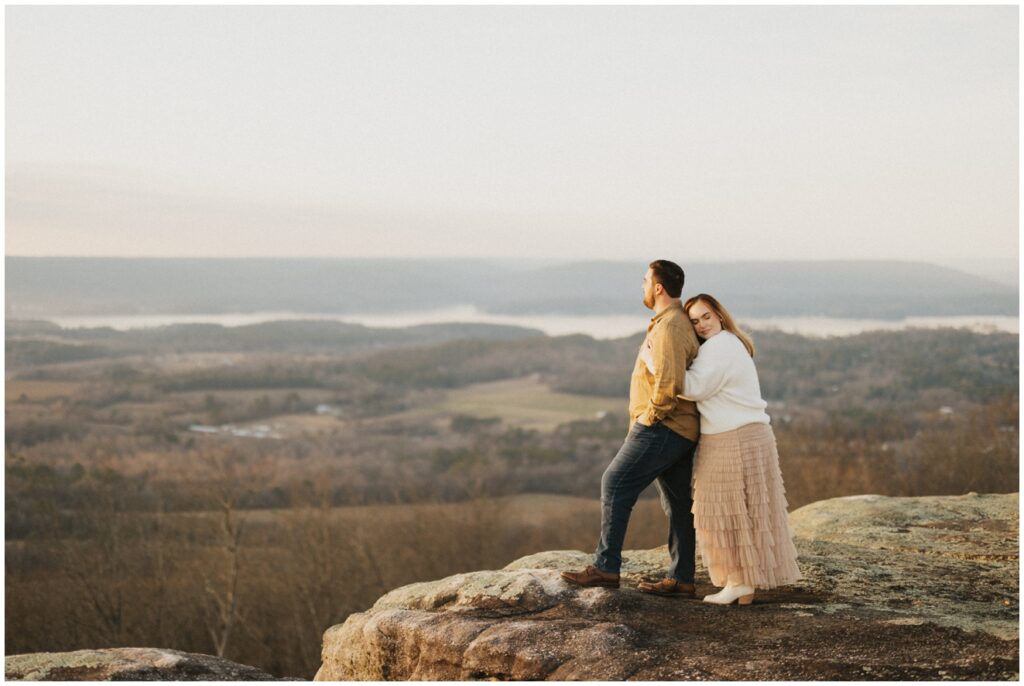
[{"x1": 561, "y1": 259, "x2": 802, "y2": 605}]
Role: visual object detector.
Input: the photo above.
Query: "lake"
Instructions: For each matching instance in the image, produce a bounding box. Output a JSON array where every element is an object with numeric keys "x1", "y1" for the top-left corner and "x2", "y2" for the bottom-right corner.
[{"x1": 33, "y1": 306, "x2": 1020, "y2": 339}]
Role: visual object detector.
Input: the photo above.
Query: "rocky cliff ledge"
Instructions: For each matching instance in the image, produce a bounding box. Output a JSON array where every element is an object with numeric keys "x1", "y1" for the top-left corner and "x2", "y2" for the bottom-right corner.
[
  {"x1": 5, "y1": 648, "x2": 279, "y2": 681},
  {"x1": 316, "y1": 492, "x2": 1019, "y2": 681}
]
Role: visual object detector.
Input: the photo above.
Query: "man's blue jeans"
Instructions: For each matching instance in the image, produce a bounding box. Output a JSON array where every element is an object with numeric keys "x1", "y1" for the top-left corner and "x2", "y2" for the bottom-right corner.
[{"x1": 594, "y1": 421, "x2": 698, "y2": 581}]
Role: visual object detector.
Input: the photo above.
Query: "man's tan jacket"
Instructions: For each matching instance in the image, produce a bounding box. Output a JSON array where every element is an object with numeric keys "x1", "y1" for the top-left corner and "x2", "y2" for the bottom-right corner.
[{"x1": 628, "y1": 301, "x2": 700, "y2": 442}]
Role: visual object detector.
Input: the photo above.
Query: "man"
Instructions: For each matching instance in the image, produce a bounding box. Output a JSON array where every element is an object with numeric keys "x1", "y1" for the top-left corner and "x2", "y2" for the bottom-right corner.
[{"x1": 561, "y1": 259, "x2": 701, "y2": 598}]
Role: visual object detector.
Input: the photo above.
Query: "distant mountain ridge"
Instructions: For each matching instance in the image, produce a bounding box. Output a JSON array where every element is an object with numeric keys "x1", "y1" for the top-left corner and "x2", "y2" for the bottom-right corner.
[
  {"x1": 5, "y1": 257, "x2": 1017, "y2": 319},
  {"x1": 3, "y1": 318, "x2": 545, "y2": 370}
]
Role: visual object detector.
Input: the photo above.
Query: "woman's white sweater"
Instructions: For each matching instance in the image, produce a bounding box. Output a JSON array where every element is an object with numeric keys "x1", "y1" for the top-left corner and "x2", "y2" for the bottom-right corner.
[{"x1": 680, "y1": 330, "x2": 770, "y2": 435}]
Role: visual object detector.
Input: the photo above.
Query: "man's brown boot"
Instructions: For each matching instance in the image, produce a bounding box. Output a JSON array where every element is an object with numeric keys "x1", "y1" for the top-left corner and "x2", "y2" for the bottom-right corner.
[
  {"x1": 560, "y1": 564, "x2": 620, "y2": 588},
  {"x1": 637, "y1": 578, "x2": 696, "y2": 598}
]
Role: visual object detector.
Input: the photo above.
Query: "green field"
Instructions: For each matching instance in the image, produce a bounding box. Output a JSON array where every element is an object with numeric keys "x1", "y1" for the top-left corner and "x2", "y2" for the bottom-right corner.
[
  {"x1": 6, "y1": 380, "x2": 83, "y2": 402},
  {"x1": 432, "y1": 376, "x2": 625, "y2": 431}
]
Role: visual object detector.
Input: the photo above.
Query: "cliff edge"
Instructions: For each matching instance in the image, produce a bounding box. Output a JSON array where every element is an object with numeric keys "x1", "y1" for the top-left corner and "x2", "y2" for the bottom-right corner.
[{"x1": 316, "y1": 492, "x2": 1019, "y2": 681}]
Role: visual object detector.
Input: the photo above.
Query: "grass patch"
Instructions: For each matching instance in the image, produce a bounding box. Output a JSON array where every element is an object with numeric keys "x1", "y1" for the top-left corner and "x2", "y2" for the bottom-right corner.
[
  {"x1": 432, "y1": 376, "x2": 624, "y2": 431},
  {"x1": 6, "y1": 380, "x2": 83, "y2": 402}
]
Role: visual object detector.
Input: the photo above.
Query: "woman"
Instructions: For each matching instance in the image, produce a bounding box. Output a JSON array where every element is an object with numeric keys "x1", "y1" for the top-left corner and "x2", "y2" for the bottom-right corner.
[{"x1": 679, "y1": 294, "x2": 801, "y2": 605}]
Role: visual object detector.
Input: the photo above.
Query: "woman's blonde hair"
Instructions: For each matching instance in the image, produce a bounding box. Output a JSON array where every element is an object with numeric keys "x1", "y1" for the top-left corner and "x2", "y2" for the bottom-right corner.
[{"x1": 683, "y1": 293, "x2": 756, "y2": 357}]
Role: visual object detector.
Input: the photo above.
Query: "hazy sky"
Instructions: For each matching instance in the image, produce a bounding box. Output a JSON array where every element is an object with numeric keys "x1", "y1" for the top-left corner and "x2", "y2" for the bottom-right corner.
[{"x1": 6, "y1": 5, "x2": 1019, "y2": 262}]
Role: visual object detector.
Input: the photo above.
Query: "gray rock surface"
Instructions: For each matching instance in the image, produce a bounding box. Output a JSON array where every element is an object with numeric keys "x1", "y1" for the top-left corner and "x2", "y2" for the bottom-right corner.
[
  {"x1": 5, "y1": 647, "x2": 280, "y2": 681},
  {"x1": 316, "y1": 492, "x2": 1019, "y2": 681}
]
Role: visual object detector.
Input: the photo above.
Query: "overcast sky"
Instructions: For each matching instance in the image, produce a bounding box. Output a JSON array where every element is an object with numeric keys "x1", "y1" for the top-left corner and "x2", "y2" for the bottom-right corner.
[{"x1": 6, "y1": 5, "x2": 1019, "y2": 262}]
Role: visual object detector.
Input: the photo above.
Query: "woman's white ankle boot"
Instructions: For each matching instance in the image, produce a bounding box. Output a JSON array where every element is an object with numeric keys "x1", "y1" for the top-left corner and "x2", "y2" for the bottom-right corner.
[{"x1": 702, "y1": 583, "x2": 755, "y2": 605}]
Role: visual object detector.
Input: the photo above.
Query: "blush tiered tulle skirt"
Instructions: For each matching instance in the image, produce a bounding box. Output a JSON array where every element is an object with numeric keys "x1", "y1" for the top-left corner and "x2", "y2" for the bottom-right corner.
[{"x1": 691, "y1": 422, "x2": 802, "y2": 589}]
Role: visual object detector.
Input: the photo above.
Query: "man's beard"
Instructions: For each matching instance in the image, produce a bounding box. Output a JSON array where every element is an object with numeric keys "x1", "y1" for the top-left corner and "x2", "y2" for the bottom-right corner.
[{"x1": 643, "y1": 291, "x2": 655, "y2": 309}]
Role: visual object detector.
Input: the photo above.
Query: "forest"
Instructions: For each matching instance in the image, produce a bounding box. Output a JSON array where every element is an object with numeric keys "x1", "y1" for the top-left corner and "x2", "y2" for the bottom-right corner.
[{"x1": 5, "y1": 321, "x2": 1019, "y2": 678}]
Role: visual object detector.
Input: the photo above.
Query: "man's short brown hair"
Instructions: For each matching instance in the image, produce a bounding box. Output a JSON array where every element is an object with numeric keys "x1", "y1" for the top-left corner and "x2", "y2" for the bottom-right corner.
[{"x1": 649, "y1": 260, "x2": 685, "y2": 298}]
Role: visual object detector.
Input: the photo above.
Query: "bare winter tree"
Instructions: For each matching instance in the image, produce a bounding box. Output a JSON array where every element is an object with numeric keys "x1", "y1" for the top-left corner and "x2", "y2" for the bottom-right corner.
[{"x1": 199, "y1": 446, "x2": 249, "y2": 659}]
